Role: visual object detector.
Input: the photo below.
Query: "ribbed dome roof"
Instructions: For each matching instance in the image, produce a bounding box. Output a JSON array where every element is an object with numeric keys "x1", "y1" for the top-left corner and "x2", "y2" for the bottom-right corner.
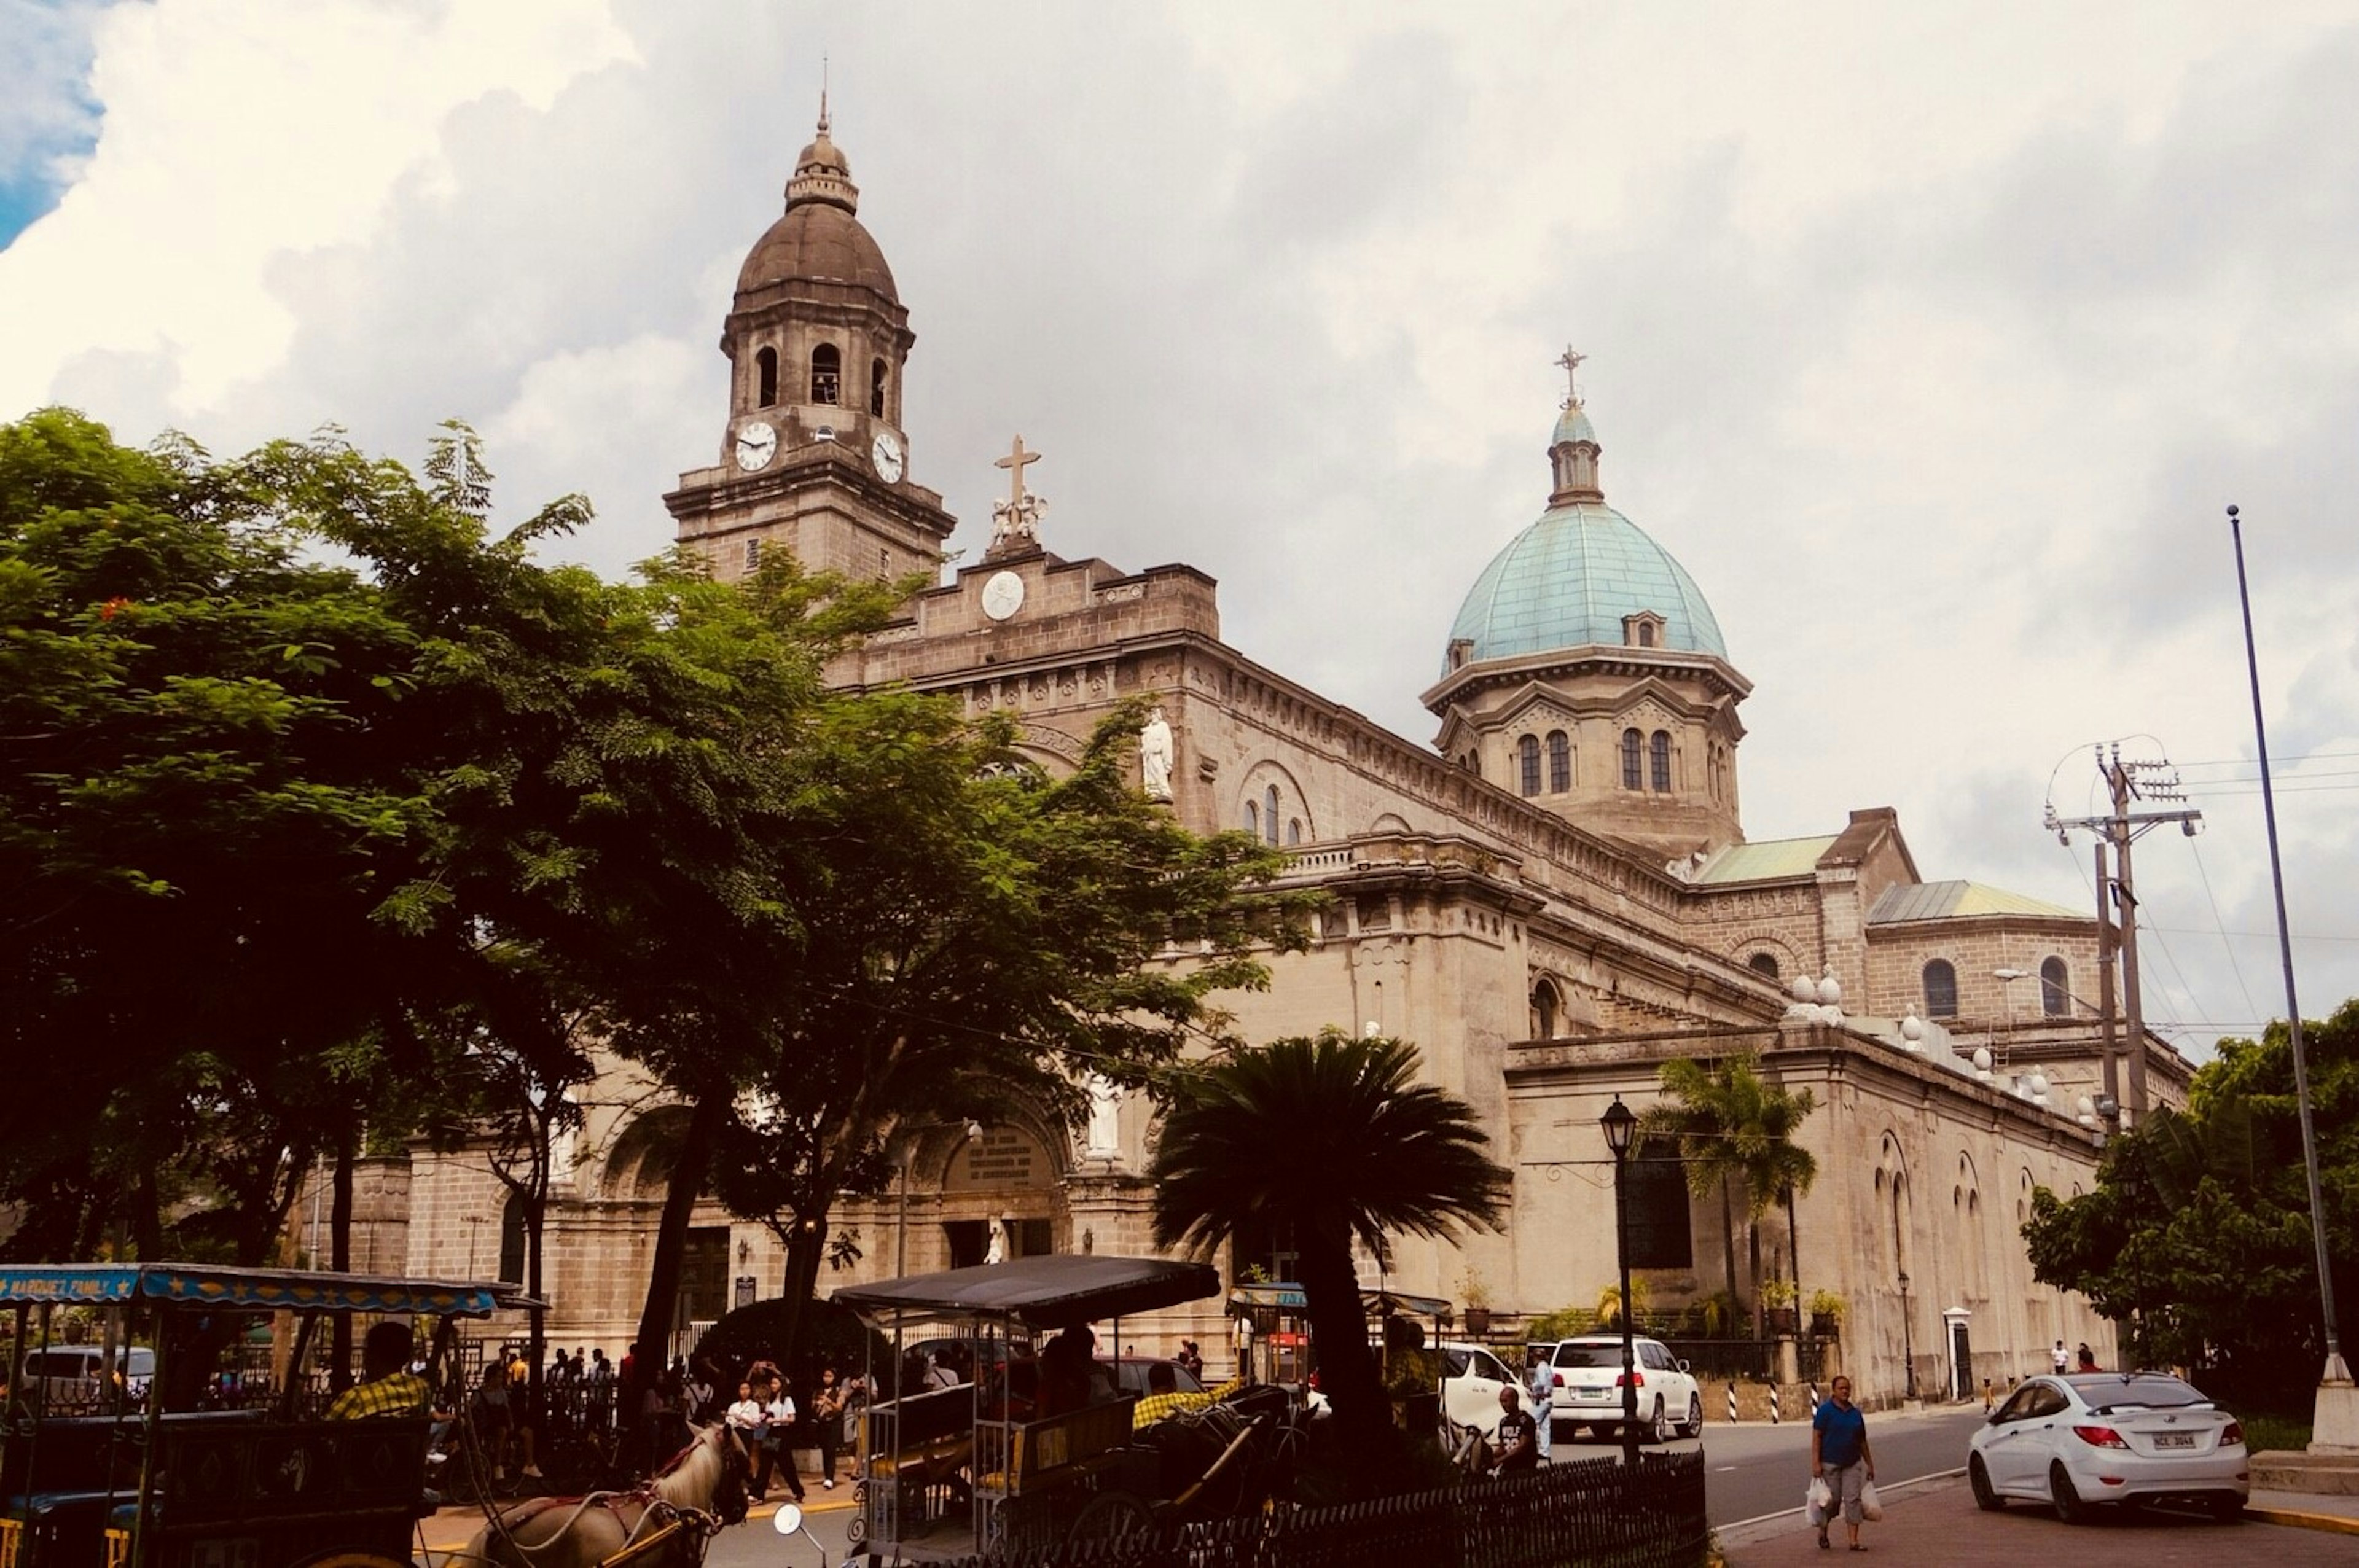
[
  {"x1": 734, "y1": 201, "x2": 899, "y2": 303},
  {"x1": 1445, "y1": 501, "x2": 1727, "y2": 670}
]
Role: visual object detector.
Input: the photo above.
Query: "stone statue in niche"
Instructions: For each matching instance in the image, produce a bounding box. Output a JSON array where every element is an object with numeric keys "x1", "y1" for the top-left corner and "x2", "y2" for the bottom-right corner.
[
  {"x1": 1139, "y1": 705, "x2": 1175, "y2": 802},
  {"x1": 1086, "y1": 1074, "x2": 1123, "y2": 1156},
  {"x1": 986, "y1": 1217, "x2": 1007, "y2": 1265}
]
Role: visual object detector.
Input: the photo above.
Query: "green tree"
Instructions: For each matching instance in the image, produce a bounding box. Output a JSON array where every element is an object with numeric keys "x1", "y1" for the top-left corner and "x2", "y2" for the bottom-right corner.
[
  {"x1": 708, "y1": 692, "x2": 1305, "y2": 1365},
  {"x1": 1639, "y1": 1052, "x2": 1818, "y2": 1333},
  {"x1": 1149, "y1": 1031, "x2": 1509, "y2": 1493},
  {"x1": 2025, "y1": 998, "x2": 2359, "y2": 1408},
  {"x1": 0, "y1": 410, "x2": 448, "y2": 1260}
]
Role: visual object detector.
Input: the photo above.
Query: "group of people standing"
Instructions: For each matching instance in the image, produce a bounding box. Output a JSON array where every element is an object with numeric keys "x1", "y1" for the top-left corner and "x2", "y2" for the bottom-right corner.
[{"x1": 723, "y1": 1362, "x2": 861, "y2": 1499}]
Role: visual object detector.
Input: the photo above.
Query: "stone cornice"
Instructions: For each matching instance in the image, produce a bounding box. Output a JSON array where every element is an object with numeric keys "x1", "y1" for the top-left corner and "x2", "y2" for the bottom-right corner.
[{"x1": 1422, "y1": 643, "x2": 1753, "y2": 716}]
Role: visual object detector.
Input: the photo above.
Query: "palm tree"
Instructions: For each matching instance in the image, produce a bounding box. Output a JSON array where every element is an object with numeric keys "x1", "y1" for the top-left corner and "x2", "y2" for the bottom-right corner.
[
  {"x1": 1149, "y1": 1030, "x2": 1509, "y2": 1488},
  {"x1": 1640, "y1": 1052, "x2": 1818, "y2": 1335}
]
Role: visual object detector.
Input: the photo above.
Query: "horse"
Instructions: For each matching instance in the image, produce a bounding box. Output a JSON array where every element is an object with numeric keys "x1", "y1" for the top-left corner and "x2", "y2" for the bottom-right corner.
[{"x1": 458, "y1": 1422, "x2": 752, "y2": 1568}]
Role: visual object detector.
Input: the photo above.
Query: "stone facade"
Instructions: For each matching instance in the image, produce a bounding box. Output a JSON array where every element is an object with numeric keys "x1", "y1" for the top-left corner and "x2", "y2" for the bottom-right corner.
[{"x1": 385, "y1": 116, "x2": 2182, "y2": 1405}]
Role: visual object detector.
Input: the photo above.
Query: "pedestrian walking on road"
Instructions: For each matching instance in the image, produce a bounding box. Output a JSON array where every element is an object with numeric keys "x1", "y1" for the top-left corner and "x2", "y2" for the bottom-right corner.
[
  {"x1": 1809, "y1": 1375, "x2": 1874, "y2": 1551},
  {"x1": 1524, "y1": 1347, "x2": 1554, "y2": 1462}
]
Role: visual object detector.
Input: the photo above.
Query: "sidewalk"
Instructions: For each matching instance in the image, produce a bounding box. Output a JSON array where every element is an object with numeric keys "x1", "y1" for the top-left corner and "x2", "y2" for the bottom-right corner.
[{"x1": 1724, "y1": 1476, "x2": 2359, "y2": 1566}]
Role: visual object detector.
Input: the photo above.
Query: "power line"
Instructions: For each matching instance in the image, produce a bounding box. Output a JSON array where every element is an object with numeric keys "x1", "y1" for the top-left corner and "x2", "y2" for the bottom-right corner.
[{"x1": 2186, "y1": 841, "x2": 2260, "y2": 1024}]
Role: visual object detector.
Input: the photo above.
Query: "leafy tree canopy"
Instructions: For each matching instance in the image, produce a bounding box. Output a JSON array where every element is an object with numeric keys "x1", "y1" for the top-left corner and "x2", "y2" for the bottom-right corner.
[{"x1": 2023, "y1": 997, "x2": 2359, "y2": 1410}]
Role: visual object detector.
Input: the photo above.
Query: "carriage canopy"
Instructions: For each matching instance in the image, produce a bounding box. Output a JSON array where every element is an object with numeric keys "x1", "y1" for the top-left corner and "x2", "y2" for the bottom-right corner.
[{"x1": 832, "y1": 1255, "x2": 1221, "y2": 1334}]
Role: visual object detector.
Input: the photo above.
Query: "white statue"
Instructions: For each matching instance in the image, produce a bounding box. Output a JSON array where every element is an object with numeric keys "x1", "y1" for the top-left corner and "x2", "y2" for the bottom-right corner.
[
  {"x1": 985, "y1": 1217, "x2": 1007, "y2": 1266},
  {"x1": 1139, "y1": 705, "x2": 1175, "y2": 802},
  {"x1": 1086, "y1": 1074, "x2": 1123, "y2": 1157}
]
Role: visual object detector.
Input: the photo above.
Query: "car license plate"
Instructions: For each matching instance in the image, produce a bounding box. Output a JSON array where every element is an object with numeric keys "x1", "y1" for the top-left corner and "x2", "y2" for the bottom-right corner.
[{"x1": 2153, "y1": 1432, "x2": 2196, "y2": 1449}]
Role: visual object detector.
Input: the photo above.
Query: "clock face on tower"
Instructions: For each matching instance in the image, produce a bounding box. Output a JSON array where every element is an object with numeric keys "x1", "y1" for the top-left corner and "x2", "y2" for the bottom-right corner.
[
  {"x1": 734, "y1": 421, "x2": 778, "y2": 472},
  {"x1": 869, "y1": 430, "x2": 906, "y2": 484},
  {"x1": 981, "y1": 569, "x2": 1025, "y2": 622}
]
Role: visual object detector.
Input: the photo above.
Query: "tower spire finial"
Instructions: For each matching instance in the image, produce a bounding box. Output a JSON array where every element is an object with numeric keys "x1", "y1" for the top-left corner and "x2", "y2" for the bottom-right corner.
[
  {"x1": 1555, "y1": 345, "x2": 1586, "y2": 408},
  {"x1": 818, "y1": 56, "x2": 830, "y2": 134}
]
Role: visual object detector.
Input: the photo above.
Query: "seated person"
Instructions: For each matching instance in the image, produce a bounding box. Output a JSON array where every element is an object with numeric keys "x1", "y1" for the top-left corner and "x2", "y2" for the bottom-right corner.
[
  {"x1": 1487, "y1": 1386, "x2": 1539, "y2": 1476},
  {"x1": 1036, "y1": 1327, "x2": 1095, "y2": 1418},
  {"x1": 328, "y1": 1324, "x2": 431, "y2": 1420}
]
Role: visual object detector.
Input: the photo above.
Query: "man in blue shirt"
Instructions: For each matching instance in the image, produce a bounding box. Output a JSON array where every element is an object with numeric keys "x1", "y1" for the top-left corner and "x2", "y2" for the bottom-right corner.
[{"x1": 1810, "y1": 1375, "x2": 1876, "y2": 1551}]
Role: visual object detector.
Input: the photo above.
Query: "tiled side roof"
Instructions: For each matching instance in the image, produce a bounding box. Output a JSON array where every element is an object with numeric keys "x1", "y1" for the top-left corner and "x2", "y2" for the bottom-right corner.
[
  {"x1": 1868, "y1": 880, "x2": 2084, "y2": 924},
  {"x1": 1692, "y1": 836, "x2": 1839, "y2": 883}
]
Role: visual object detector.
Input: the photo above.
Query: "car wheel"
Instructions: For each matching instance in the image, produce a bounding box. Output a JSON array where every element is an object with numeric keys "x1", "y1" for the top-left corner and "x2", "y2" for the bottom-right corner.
[
  {"x1": 1681, "y1": 1394, "x2": 1704, "y2": 1439},
  {"x1": 1968, "y1": 1455, "x2": 2004, "y2": 1512},
  {"x1": 2049, "y1": 1461, "x2": 2091, "y2": 1525},
  {"x1": 1648, "y1": 1398, "x2": 1670, "y2": 1444},
  {"x1": 2205, "y1": 1494, "x2": 2244, "y2": 1524}
]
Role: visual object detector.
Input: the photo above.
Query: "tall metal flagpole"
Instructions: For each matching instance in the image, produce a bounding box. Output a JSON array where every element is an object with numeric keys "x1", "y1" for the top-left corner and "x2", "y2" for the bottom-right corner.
[{"x1": 2227, "y1": 505, "x2": 2349, "y2": 1399}]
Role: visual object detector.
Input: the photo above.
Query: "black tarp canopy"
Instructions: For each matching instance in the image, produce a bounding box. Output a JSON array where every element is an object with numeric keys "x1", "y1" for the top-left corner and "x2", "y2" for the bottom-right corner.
[{"x1": 832, "y1": 1254, "x2": 1220, "y2": 1333}]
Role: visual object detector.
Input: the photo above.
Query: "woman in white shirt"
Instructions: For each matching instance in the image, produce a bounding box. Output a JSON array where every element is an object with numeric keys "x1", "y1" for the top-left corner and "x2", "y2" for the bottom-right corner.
[
  {"x1": 762, "y1": 1378, "x2": 807, "y2": 1502},
  {"x1": 724, "y1": 1381, "x2": 767, "y2": 1491}
]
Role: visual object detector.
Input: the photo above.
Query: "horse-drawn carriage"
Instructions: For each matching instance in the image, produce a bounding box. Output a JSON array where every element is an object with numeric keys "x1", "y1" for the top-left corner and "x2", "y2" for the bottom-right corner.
[
  {"x1": 0, "y1": 1262, "x2": 533, "y2": 1568},
  {"x1": 831, "y1": 1255, "x2": 1308, "y2": 1564}
]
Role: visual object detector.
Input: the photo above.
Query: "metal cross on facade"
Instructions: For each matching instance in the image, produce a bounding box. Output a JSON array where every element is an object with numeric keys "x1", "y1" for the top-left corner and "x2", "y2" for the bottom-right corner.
[
  {"x1": 996, "y1": 435, "x2": 1041, "y2": 505},
  {"x1": 1555, "y1": 346, "x2": 1586, "y2": 405}
]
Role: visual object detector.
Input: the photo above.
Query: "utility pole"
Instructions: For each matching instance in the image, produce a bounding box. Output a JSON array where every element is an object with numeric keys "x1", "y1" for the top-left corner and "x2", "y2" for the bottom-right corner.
[
  {"x1": 2049, "y1": 744, "x2": 2201, "y2": 1129},
  {"x1": 2092, "y1": 838, "x2": 2119, "y2": 1121}
]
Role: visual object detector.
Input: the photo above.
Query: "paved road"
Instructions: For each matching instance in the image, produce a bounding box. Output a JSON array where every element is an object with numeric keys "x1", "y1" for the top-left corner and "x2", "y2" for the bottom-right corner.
[{"x1": 1722, "y1": 1473, "x2": 2353, "y2": 1566}]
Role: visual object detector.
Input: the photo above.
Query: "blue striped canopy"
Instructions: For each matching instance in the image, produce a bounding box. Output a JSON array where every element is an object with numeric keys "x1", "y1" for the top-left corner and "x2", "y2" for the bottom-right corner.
[{"x1": 0, "y1": 1264, "x2": 530, "y2": 1316}]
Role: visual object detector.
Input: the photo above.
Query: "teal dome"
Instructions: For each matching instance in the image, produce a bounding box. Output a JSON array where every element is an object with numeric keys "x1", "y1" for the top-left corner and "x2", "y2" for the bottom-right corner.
[
  {"x1": 1445, "y1": 501, "x2": 1728, "y2": 671},
  {"x1": 1552, "y1": 404, "x2": 1596, "y2": 445}
]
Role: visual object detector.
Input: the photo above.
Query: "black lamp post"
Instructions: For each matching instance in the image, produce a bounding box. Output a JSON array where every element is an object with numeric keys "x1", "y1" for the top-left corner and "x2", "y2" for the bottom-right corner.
[
  {"x1": 1601, "y1": 1094, "x2": 1640, "y2": 1465},
  {"x1": 1898, "y1": 1270, "x2": 1917, "y2": 1402}
]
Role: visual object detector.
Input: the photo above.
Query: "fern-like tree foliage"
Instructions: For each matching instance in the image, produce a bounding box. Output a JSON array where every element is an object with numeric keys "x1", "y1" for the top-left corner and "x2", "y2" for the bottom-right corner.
[
  {"x1": 1640, "y1": 1053, "x2": 1818, "y2": 1332},
  {"x1": 1149, "y1": 1030, "x2": 1509, "y2": 1492}
]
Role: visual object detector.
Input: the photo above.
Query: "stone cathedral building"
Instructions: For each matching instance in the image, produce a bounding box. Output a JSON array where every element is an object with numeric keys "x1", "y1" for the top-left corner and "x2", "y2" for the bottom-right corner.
[{"x1": 381, "y1": 111, "x2": 2194, "y2": 1405}]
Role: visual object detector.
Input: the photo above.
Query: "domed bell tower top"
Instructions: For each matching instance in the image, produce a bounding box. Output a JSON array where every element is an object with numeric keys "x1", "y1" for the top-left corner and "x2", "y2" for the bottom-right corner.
[{"x1": 668, "y1": 95, "x2": 955, "y2": 585}]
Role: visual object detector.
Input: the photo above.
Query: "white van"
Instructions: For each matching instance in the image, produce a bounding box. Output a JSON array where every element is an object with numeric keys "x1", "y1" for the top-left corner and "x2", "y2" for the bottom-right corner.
[{"x1": 18, "y1": 1345, "x2": 155, "y2": 1407}]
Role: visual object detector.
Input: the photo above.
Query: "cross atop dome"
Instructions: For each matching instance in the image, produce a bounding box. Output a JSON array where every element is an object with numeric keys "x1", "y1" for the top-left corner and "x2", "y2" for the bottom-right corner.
[{"x1": 1555, "y1": 345, "x2": 1586, "y2": 408}]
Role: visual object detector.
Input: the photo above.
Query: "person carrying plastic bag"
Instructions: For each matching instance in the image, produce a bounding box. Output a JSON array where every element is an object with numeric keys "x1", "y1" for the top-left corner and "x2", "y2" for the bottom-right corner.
[{"x1": 1809, "y1": 1375, "x2": 1877, "y2": 1551}]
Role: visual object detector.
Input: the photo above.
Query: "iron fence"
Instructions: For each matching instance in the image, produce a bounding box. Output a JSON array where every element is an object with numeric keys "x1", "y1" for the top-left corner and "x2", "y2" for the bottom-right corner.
[
  {"x1": 1656, "y1": 1337, "x2": 1773, "y2": 1383},
  {"x1": 921, "y1": 1450, "x2": 1707, "y2": 1568}
]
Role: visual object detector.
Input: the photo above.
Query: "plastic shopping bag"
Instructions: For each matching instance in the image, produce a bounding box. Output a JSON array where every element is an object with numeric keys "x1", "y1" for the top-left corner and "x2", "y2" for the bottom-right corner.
[
  {"x1": 1858, "y1": 1480, "x2": 1885, "y2": 1523},
  {"x1": 1805, "y1": 1476, "x2": 1832, "y2": 1527}
]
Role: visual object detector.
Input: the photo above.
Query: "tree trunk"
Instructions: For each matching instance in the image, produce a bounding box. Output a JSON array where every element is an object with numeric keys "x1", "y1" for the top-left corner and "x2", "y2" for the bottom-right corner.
[
  {"x1": 1295, "y1": 1227, "x2": 1395, "y2": 1495},
  {"x1": 1718, "y1": 1176, "x2": 1740, "y2": 1314},
  {"x1": 1747, "y1": 1214, "x2": 1764, "y2": 1340},
  {"x1": 526, "y1": 1192, "x2": 546, "y2": 1437},
  {"x1": 1786, "y1": 1186, "x2": 1802, "y2": 1327},
  {"x1": 329, "y1": 1131, "x2": 355, "y2": 1391},
  {"x1": 627, "y1": 1093, "x2": 724, "y2": 1415},
  {"x1": 772, "y1": 1209, "x2": 830, "y2": 1375},
  {"x1": 129, "y1": 1171, "x2": 163, "y2": 1261}
]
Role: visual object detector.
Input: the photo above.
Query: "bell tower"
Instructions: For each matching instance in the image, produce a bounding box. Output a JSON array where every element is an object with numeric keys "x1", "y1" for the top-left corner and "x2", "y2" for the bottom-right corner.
[{"x1": 667, "y1": 99, "x2": 955, "y2": 583}]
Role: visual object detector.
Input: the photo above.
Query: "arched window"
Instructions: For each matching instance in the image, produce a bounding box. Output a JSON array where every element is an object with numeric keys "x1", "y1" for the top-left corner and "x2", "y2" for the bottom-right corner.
[
  {"x1": 1286, "y1": 818, "x2": 1302, "y2": 846},
  {"x1": 2040, "y1": 956, "x2": 2068, "y2": 1016},
  {"x1": 870, "y1": 357, "x2": 888, "y2": 416},
  {"x1": 1264, "y1": 786, "x2": 1280, "y2": 846},
  {"x1": 1923, "y1": 958, "x2": 1958, "y2": 1018},
  {"x1": 1531, "y1": 980, "x2": 1559, "y2": 1040},
  {"x1": 1621, "y1": 728, "x2": 1643, "y2": 790},
  {"x1": 1243, "y1": 800, "x2": 1258, "y2": 837},
  {"x1": 1748, "y1": 951, "x2": 1781, "y2": 980},
  {"x1": 810, "y1": 343, "x2": 842, "y2": 405},
  {"x1": 1517, "y1": 735, "x2": 1541, "y2": 796},
  {"x1": 1650, "y1": 730, "x2": 1672, "y2": 792},
  {"x1": 1637, "y1": 622, "x2": 1656, "y2": 648},
  {"x1": 755, "y1": 346, "x2": 778, "y2": 408},
  {"x1": 1547, "y1": 730, "x2": 1571, "y2": 792}
]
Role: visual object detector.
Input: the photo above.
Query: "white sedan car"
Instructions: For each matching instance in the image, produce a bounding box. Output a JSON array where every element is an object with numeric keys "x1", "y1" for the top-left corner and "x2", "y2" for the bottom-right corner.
[{"x1": 1967, "y1": 1372, "x2": 2248, "y2": 1523}]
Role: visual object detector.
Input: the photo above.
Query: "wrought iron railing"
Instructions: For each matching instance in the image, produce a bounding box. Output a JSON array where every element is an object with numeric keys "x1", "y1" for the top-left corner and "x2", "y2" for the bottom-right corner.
[{"x1": 919, "y1": 1450, "x2": 1708, "y2": 1568}]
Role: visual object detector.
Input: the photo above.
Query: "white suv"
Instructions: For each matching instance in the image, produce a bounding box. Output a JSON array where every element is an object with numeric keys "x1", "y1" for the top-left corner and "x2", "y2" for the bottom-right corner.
[{"x1": 1545, "y1": 1335, "x2": 1702, "y2": 1441}]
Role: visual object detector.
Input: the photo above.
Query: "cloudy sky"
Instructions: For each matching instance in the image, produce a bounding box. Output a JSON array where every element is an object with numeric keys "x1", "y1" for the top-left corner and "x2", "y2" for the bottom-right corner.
[{"x1": 6, "y1": 0, "x2": 2357, "y2": 1057}]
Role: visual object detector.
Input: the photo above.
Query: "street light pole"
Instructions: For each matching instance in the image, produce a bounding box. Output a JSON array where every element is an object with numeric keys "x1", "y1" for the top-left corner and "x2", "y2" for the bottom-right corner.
[
  {"x1": 1600, "y1": 1096, "x2": 1640, "y2": 1466},
  {"x1": 1898, "y1": 1271, "x2": 1916, "y2": 1403}
]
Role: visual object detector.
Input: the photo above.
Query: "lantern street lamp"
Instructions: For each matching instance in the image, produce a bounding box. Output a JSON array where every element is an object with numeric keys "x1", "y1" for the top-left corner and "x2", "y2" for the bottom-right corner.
[
  {"x1": 1600, "y1": 1094, "x2": 1640, "y2": 1465},
  {"x1": 1898, "y1": 1270, "x2": 1917, "y2": 1402}
]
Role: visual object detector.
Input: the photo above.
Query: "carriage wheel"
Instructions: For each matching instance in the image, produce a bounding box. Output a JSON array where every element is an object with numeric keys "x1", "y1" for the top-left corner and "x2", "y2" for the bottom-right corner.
[{"x1": 1067, "y1": 1491, "x2": 1156, "y2": 1543}]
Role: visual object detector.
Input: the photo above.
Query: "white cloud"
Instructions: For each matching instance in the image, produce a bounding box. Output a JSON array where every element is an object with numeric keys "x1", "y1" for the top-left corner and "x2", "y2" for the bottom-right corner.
[{"x1": 4, "y1": 0, "x2": 2358, "y2": 1054}]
